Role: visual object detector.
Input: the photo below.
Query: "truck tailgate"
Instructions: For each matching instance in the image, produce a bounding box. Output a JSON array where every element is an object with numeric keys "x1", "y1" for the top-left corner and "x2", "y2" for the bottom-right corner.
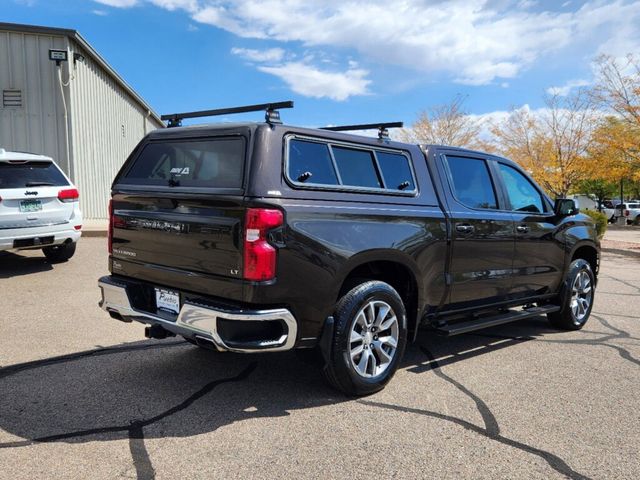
[{"x1": 111, "y1": 193, "x2": 244, "y2": 280}]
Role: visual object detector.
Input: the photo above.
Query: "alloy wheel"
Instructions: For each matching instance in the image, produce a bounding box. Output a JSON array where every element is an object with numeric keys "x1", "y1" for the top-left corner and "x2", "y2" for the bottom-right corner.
[
  {"x1": 570, "y1": 269, "x2": 592, "y2": 323},
  {"x1": 348, "y1": 300, "x2": 399, "y2": 378}
]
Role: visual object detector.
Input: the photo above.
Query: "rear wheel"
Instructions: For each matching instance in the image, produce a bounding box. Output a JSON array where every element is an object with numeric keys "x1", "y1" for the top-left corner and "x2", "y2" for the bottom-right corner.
[
  {"x1": 548, "y1": 259, "x2": 595, "y2": 330},
  {"x1": 43, "y1": 242, "x2": 76, "y2": 263},
  {"x1": 323, "y1": 280, "x2": 407, "y2": 396}
]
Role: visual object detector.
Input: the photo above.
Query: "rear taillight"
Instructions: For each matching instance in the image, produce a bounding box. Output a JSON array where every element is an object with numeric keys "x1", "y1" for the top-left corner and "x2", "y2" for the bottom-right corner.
[
  {"x1": 625, "y1": 209, "x2": 630, "y2": 217},
  {"x1": 108, "y1": 199, "x2": 113, "y2": 254},
  {"x1": 58, "y1": 188, "x2": 79, "y2": 202},
  {"x1": 243, "y1": 208, "x2": 283, "y2": 281}
]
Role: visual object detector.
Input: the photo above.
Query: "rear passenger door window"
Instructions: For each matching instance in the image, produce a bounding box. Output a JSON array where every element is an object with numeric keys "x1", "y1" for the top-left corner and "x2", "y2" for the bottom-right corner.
[
  {"x1": 497, "y1": 163, "x2": 545, "y2": 213},
  {"x1": 445, "y1": 155, "x2": 498, "y2": 209}
]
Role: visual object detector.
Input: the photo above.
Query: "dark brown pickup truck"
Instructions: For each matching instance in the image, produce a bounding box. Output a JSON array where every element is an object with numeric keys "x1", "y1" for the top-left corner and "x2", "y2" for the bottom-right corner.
[{"x1": 99, "y1": 103, "x2": 599, "y2": 395}]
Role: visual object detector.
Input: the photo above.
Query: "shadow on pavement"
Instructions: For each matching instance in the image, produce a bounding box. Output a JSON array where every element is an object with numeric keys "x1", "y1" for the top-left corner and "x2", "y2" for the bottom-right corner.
[
  {"x1": 407, "y1": 316, "x2": 557, "y2": 373},
  {"x1": 0, "y1": 316, "x2": 561, "y2": 448},
  {"x1": 0, "y1": 251, "x2": 53, "y2": 278},
  {"x1": 0, "y1": 340, "x2": 340, "y2": 446}
]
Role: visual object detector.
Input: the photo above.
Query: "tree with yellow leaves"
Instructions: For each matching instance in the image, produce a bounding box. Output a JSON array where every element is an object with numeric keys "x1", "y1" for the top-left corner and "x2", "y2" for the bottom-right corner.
[
  {"x1": 589, "y1": 55, "x2": 640, "y2": 179},
  {"x1": 490, "y1": 91, "x2": 598, "y2": 198},
  {"x1": 590, "y1": 117, "x2": 639, "y2": 177}
]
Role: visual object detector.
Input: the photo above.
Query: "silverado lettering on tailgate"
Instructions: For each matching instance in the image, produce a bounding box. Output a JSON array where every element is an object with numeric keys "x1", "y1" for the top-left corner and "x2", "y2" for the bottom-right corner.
[{"x1": 128, "y1": 218, "x2": 188, "y2": 234}]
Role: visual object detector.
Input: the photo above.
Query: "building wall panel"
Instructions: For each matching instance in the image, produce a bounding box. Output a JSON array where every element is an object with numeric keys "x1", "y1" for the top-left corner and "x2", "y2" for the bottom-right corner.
[
  {"x1": 0, "y1": 31, "x2": 68, "y2": 171},
  {"x1": 1, "y1": 25, "x2": 163, "y2": 220},
  {"x1": 69, "y1": 38, "x2": 161, "y2": 219}
]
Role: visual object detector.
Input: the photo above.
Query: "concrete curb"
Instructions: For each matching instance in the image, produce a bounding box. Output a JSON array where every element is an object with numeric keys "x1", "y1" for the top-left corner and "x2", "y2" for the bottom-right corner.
[
  {"x1": 606, "y1": 224, "x2": 640, "y2": 231},
  {"x1": 82, "y1": 230, "x2": 107, "y2": 238},
  {"x1": 601, "y1": 247, "x2": 640, "y2": 259}
]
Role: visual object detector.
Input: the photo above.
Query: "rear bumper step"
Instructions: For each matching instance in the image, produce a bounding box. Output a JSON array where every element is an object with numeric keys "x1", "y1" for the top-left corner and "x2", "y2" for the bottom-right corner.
[
  {"x1": 98, "y1": 276, "x2": 297, "y2": 353},
  {"x1": 435, "y1": 305, "x2": 561, "y2": 336}
]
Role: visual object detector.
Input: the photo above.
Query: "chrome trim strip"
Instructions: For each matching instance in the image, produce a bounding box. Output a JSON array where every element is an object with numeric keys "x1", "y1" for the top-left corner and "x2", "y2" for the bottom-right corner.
[
  {"x1": 99, "y1": 280, "x2": 297, "y2": 353},
  {"x1": 0, "y1": 220, "x2": 70, "y2": 230}
]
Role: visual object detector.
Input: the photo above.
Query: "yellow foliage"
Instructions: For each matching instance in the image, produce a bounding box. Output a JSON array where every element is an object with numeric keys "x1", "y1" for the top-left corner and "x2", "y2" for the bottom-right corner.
[
  {"x1": 490, "y1": 92, "x2": 597, "y2": 197},
  {"x1": 589, "y1": 117, "x2": 640, "y2": 182}
]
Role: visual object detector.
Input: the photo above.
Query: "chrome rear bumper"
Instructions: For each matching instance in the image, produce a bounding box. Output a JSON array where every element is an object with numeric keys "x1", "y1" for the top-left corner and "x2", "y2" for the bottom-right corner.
[{"x1": 98, "y1": 277, "x2": 297, "y2": 353}]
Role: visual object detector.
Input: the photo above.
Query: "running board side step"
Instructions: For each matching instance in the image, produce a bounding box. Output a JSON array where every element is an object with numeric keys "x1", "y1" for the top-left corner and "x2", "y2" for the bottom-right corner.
[{"x1": 435, "y1": 305, "x2": 561, "y2": 336}]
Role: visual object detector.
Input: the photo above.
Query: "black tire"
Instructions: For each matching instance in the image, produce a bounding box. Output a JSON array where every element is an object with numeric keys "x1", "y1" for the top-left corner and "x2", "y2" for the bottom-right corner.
[
  {"x1": 43, "y1": 242, "x2": 76, "y2": 263},
  {"x1": 322, "y1": 280, "x2": 407, "y2": 396},
  {"x1": 548, "y1": 259, "x2": 595, "y2": 330}
]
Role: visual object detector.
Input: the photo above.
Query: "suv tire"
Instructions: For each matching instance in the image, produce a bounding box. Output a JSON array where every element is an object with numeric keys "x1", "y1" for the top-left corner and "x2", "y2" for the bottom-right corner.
[
  {"x1": 323, "y1": 280, "x2": 407, "y2": 396},
  {"x1": 43, "y1": 242, "x2": 76, "y2": 263},
  {"x1": 548, "y1": 259, "x2": 595, "y2": 330}
]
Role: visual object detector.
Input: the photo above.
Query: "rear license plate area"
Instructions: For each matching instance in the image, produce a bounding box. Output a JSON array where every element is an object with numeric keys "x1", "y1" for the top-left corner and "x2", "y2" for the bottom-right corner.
[
  {"x1": 155, "y1": 288, "x2": 180, "y2": 315},
  {"x1": 19, "y1": 199, "x2": 42, "y2": 212},
  {"x1": 13, "y1": 236, "x2": 54, "y2": 248}
]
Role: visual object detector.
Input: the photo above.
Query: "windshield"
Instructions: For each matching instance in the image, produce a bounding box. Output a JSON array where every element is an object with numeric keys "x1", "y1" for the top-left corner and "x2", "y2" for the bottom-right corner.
[{"x1": 0, "y1": 161, "x2": 69, "y2": 189}]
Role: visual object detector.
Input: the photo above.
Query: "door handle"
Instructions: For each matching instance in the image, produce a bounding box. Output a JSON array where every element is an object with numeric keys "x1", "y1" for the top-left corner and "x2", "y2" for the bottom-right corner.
[
  {"x1": 455, "y1": 223, "x2": 475, "y2": 234},
  {"x1": 516, "y1": 224, "x2": 529, "y2": 233}
]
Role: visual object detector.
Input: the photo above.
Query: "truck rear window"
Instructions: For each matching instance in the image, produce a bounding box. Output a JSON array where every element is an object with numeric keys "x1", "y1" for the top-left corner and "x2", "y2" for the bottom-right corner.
[
  {"x1": 0, "y1": 161, "x2": 69, "y2": 188},
  {"x1": 120, "y1": 138, "x2": 245, "y2": 188}
]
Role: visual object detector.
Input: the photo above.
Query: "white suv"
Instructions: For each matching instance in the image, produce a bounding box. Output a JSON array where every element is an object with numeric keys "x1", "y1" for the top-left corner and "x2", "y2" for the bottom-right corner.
[
  {"x1": 618, "y1": 202, "x2": 640, "y2": 225},
  {"x1": 0, "y1": 149, "x2": 82, "y2": 262}
]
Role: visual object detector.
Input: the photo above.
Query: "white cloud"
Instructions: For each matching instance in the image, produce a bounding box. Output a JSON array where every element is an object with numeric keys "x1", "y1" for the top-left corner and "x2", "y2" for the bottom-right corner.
[
  {"x1": 93, "y1": 0, "x2": 640, "y2": 86},
  {"x1": 518, "y1": 0, "x2": 538, "y2": 9},
  {"x1": 546, "y1": 79, "x2": 591, "y2": 96},
  {"x1": 148, "y1": 0, "x2": 199, "y2": 11},
  {"x1": 257, "y1": 62, "x2": 371, "y2": 101},
  {"x1": 466, "y1": 103, "x2": 606, "y2": 142},
  {"x1": 94, "y1": 0, "x2": 138, "y2": 7},
  {"x1": 229, "y1": 47, "x2": 367, "y2": 100},
  {"x1": 95, "y1": 0, "x2": 199, "y2": 9},
  {"x1": 92, "y1": 9, "x2": 109, "y2": 15},
  {"x1": 231, "y1": 47, "x2": 285, "y2": 63}
]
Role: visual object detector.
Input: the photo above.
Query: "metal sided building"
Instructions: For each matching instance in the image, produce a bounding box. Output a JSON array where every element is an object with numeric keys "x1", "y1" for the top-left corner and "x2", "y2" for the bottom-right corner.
[{"x1": 0, "y1": 22, "x2": 164, "y2": 219}]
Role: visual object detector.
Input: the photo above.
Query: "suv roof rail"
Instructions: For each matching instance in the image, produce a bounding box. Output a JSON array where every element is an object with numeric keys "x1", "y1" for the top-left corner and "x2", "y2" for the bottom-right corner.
[
  {"x1": 320, "y1": 121, "x2": 404, "y2": 139},
  {"x1": 161, "y1": 100, "x2": 294, "y2": 128}
]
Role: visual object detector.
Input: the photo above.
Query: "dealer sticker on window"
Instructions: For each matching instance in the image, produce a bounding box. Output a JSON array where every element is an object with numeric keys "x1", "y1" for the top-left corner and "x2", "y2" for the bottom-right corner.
[{"x1": 155, "y1": 288, "x2": 180, "y2": 315}]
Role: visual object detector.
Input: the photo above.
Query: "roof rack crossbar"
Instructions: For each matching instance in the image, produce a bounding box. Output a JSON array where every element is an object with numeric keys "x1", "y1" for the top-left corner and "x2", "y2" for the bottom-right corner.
[
  {"x1": 320, "y1": 121, "x2": 404, "y2": 139},
  {"x1": 161, "y1": 100, "x2": 294, "y2": 127}
]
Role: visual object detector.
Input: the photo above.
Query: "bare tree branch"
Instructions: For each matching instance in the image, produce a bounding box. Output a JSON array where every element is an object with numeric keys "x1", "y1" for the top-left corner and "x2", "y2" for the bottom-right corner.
[{"x1": 403, "y1": 95, "x2": 484, "y2": 149}]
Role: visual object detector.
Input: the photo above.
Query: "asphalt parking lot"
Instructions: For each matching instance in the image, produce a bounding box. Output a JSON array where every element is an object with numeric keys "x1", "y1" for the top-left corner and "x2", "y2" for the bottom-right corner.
[{"x1": 1, "y1": 238, "x2": 638, "y2": 479}]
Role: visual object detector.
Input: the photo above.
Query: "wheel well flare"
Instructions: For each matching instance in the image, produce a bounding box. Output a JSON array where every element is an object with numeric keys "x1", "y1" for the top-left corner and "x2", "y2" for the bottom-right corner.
[{"x1": 339, "y1": 261, "x2": 419, "y2": 337}]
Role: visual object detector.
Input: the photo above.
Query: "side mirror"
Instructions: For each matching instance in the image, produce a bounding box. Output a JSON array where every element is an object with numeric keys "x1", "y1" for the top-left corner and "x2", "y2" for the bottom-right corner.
[{"x1": 554, "y1": 198, "x2": 579, "y2": 216}]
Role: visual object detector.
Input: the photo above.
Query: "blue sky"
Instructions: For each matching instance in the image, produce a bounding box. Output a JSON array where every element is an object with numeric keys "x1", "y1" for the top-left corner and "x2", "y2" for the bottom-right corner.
[{"x1": 3, "y1": 0, "x2": 640, "y2": 127}]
